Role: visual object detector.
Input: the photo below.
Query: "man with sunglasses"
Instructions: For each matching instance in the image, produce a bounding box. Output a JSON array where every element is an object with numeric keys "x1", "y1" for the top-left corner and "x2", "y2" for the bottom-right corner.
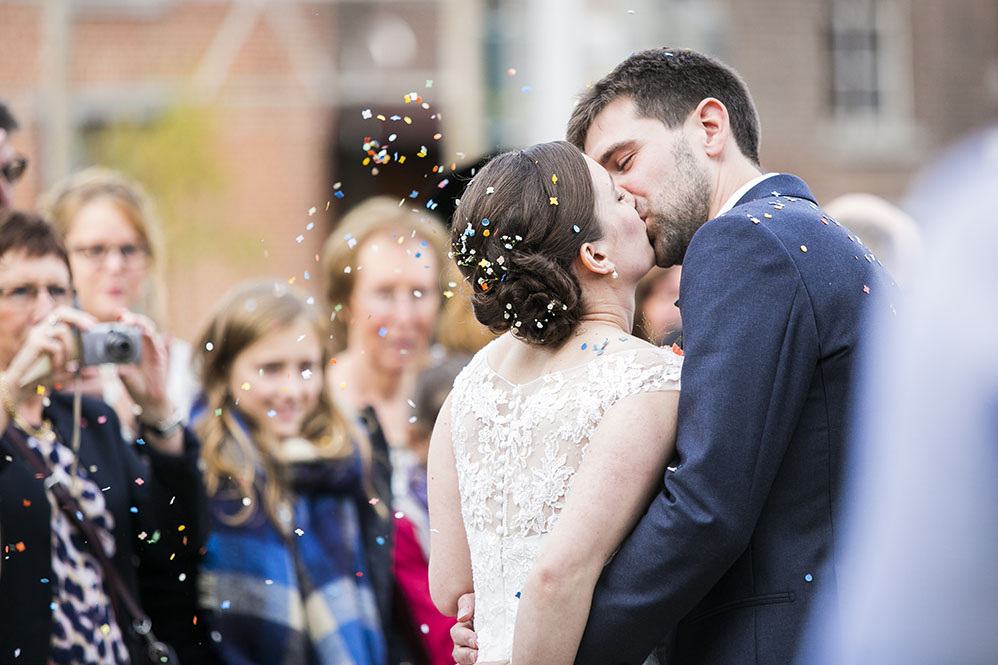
[{"x1": 1, "y1": 101, "x2": 28, "y2": 210}]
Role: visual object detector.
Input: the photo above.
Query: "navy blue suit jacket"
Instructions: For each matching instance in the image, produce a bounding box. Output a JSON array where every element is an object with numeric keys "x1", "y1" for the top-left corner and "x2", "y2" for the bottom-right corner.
[{"x1": 574, "y1": 174, "x2": 897, "y2": 665}]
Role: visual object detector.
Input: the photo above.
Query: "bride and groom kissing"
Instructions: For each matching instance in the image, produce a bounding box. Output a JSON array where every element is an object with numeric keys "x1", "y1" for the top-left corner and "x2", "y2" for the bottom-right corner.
[{"x1": 426, "y1": 48, "x2": 896, "y2": 665}]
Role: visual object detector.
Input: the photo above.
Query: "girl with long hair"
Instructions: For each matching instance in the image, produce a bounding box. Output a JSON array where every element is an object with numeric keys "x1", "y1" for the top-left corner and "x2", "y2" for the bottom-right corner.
[{"x1": 193, "y1": 280, "x2": 392, "y2": 665}]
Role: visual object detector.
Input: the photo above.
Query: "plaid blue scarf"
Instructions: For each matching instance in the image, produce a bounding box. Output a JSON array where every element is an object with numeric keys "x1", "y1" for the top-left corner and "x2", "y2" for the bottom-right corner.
[{"x1": 199, "y1": 449, "x2": 386, "y2": 665}]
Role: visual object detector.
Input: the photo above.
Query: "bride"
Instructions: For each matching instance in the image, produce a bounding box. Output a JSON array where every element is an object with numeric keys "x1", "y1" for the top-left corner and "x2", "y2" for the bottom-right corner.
[{"x1": 427, "y1": 140, "x2": 682, "y2": 664}]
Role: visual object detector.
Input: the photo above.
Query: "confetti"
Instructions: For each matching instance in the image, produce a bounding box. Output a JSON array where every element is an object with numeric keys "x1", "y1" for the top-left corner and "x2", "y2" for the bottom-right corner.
[
  {"x1": 302, "y1": 369, "x2": 313, "y2": 380},
  {"x1": 376, "y1": 536, "x2": 386, "y2": 546},
  {"x1": 97, "y1": 415, "x2": 107, "y2": 424},
  {"x1": 800, "y1": 245, "x2": 808, "y2": 253},
  {"x1": 507, "y1": 68, "x2": 517, "y2": 76},
  {"x1": 551, "y1": 174, "x2": 558, "y2": 184},
  {"x1": 862, "y1": 284, "x2": 870, "y2": 294},
  {"x1": 805, "y1": 573, "x2": 814, "y2": 582},
  {"x1": 295, "y1": 528, "x2": 304, "y2": 537},
  {"x1": 221, "y1": 600, "x2": 231, "y2": 610},
  {"x1": 486, "y1": 186, "x2": 494, "y2": 195},
  {"x1": 134, "y1": 477, "x2": 145, "y2": 486},
  {"x1": 573, "y1": 225, "x2": 580, "y2": 233},
  {"x1": 549, "y1": 197, "x2": 558, "y2": 205},
  {"x1": 361, "y1": 109, "x2": 372, "y2": 119},
  {"x1": 378, "y1": 327, "x2": 388, "y2": 338},
  {"x1": 522, "y1": 86, "x2": 532, "y2": 94},
  {"x1": 241, "y1": 382, "x2": 251, "y2": 391},
  {"x1": 267, "y1": 410, "x2": 277, "y2": 418},
  {"x1": 420, "y1": 624, "x2": 430, "y2": 634},
  {"x1": 205, "y1": 342, "x2": 214, "y2": 351}
]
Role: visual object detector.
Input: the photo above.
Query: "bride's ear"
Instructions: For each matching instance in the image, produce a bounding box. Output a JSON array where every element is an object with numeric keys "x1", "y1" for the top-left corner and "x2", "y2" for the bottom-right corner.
[{"x1": 578, "y1": 242, "x2": 614, "y2": 277}]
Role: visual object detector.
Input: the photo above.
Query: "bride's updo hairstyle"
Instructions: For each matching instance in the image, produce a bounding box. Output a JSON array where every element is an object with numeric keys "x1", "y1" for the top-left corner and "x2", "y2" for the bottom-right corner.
[{"x1": 451, "y1": 140, "x2": 602, "y2": 347}]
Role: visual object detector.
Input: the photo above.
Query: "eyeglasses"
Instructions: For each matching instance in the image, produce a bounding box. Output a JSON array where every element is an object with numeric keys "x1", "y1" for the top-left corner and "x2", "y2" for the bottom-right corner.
[
  {"x1": 1, "y1": 155, "x2": 27, "y2": 183},
  {"x1": 0, "y1": 283, "x2": 75, "y2": 306},
  {"x1": 69, "y1": 244, "x2": 149, "y2": 265}
]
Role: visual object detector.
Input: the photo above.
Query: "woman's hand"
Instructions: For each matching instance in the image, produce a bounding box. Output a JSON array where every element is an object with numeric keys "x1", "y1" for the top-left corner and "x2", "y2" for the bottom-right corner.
[
  {"x1": 4, "y1": 306, "x2": 96, "y2": 405},
  {"x1": 114, "y1": 312, "x2": 171, "y2": 420},
  {"x1": 115, "y1": 311, "x2": 184, "y2": 455}
]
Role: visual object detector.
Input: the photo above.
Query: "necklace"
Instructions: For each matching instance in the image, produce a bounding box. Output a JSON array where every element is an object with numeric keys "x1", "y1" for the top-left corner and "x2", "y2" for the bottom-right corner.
[{"x1": 11, "y1": 412, "x2": 57, "y2": 443}]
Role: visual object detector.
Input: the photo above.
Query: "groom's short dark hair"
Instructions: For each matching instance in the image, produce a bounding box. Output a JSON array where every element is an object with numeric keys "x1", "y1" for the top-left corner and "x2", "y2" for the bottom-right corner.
[{"x1": 566, "y1": 48, "x2": 761, "y2": 166}]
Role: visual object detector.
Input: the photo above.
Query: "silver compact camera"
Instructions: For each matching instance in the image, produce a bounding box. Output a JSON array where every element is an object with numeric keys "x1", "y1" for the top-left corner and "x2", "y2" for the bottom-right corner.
[{"x1": 79, "y1": 323, "x2": 142, "y2": 365}]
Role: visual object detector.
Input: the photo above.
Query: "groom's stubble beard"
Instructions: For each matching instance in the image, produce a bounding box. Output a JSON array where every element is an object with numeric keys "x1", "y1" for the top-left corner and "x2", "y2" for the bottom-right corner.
[{"x1": 647, "y1": 139, "x2": 712, "y2": 268}]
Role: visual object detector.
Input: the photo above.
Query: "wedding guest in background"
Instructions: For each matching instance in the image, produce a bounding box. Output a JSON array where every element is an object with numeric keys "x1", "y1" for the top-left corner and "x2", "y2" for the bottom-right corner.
[
  {"x1": 192, "y1": 280, "x2": 393, "y2": 665},
  {"x1": 321, "y1": 196, "x2": 456, "y2": 663},
  {"x1": 802, "y1": 123, "x2": 998, "y2": 665},
  {"x1": 393, "y1": 353, "x2": 472, "y2": 661},
  {"x1": 0, "y1": 209, "x2": 205, "y2": 665},
  {"x1": 633, "y1": 266, "x2": 682, "y2": 347},
  {"x1": 0, "y1": 101, "x2": 27, "y2": 210},
  {"x1": 823, "y1": 193, "x2": 922, "y2": 285},
  {"x1": 40, "y1": 168, "x2": 199, "y2": 434}
]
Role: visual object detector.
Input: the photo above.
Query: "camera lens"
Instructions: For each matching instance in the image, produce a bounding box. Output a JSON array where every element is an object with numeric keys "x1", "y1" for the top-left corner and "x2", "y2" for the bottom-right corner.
[{"x1": 104, "y1": 332, "x2": 135, "y2": 363}]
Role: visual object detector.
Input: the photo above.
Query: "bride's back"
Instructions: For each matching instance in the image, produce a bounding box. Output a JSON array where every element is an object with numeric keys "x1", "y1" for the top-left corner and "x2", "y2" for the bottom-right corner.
[{"x1": 450, "y1": 333, "x2": 680, "y2": 659}]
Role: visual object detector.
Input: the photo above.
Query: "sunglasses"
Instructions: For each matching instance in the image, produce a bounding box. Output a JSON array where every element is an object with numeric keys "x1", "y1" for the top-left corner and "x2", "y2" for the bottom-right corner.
[{"x1": 1, "y1": 155, "x2": 28, "y2": 183}]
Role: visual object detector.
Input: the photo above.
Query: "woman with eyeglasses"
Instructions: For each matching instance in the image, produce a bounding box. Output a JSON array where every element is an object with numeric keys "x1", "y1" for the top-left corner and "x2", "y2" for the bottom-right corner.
[
  {"x1": 40, "y1": 168, "x2": 199, "y2": 438},
  {"x1": 0, "y1": 209, "x2": 210, "y2": 664}
]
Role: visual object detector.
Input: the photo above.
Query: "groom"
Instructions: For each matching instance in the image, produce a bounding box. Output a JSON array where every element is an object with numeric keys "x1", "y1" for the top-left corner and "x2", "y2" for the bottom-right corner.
[{"x1": 452, "y1": 48, "x2": 896, "y2": 664}]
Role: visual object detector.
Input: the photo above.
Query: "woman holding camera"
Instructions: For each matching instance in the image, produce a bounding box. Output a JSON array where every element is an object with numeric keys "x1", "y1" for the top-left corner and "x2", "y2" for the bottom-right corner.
[
  {"x1": 41, "y1": 168, "x2": 199, "y2": 436},
  {"x1": 0, "y1": 210, "x2": 207, "y2": 664}
]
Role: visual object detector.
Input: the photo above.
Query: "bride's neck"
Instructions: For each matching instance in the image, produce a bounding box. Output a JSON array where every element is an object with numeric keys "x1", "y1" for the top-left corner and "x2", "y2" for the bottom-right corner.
[{"x1": 578, "y1": 283, "x2": 637, "y2": 335}]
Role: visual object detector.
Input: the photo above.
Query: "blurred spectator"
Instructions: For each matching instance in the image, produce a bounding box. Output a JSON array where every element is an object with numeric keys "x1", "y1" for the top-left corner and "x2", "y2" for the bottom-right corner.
[
  {"x1": 320, "y1": 196, "x2": 455, "y2": 663},
  {"x1": 801, "y1": 124, "x2": 998, "y2": 665},
  {"x1": 633, "y1": 266, "x2": 682, "y2": 347},
  {"x1": 40, "y1": 168, "x2": 199, "y2": 435},
  {"x1": 0, "y1": 102, "x2": 27, "y2": 210},
  {"x1": 192, "y1": 280, "x2": 394, "y2": 665},
  {"x1": 391, "y1": 354, "x2": 473, "y2": 662},
  {"x1": 0, "y1": 209, "x2": 204, "y2": 665},
  {"x1": 823, "y1": 193, "x2": 922, "y2": 284}
]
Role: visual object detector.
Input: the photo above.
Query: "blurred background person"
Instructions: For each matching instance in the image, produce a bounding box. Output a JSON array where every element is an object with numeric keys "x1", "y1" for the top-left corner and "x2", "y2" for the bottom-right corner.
[
  {"x1": 392, "y1": 353, "x2": 474, "y2": 662},
  {"x1": 40, "y1": 168, "x2": 199, "y2": 435},
  {"x1": 192, "y1": 280, "x2": 395, "y2": 665},
  {"x1": 800, "y1": 124, "x2": 998, "y2": 665},
  {"x1": 823, "y1": 193, "x2": 922, "y2": 285},
  {"x1": 633, "y1": 266, "x2": 682, "y2": 347},
  {"x1": 0, "y1": 209, "x2": 205, "y2": 665},
  {"x1": 320, "y1": 196, "x2": 456, "y2": 663},
  {"x1": 0, "y1": 101, "x2": 27, "y2": 211}
]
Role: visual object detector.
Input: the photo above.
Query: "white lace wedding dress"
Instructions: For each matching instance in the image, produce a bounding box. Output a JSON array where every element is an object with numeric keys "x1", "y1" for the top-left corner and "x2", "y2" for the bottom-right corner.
[{"x1": 449, "y1": 339, "x2": 683, "y2": 661}]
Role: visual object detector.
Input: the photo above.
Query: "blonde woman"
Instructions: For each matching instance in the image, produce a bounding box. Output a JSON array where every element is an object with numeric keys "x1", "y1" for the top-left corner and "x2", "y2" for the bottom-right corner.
[
  {"x1": 192, "y1": 280, "x2": 394, "y2": 665},
  {"x1": 321, "y1": 197, "x2": 465, "y2": 662},
  {"x1": 41, "y1": 168, "x2": 198, "y2": 433}
]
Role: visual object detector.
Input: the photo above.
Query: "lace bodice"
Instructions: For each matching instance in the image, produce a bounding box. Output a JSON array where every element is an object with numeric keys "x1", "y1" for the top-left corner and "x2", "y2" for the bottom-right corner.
[{"x1": 449, "y1": 339, "x2": 683, "y2": 660}]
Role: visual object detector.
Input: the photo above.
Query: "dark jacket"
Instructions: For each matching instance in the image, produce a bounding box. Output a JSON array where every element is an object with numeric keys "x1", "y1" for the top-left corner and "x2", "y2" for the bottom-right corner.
[
  {"x1": 575, "y1": 175, "x2": 899, "y2": 665},
  {"x1": 0, "y1": 393, "x2": 208, "y2": 664}
]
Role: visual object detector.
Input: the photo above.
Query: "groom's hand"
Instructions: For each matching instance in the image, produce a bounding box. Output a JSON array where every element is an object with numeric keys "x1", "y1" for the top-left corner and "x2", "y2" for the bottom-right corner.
[{"x1": 451, "y1": 592, "x2": 479, "y2": 664}]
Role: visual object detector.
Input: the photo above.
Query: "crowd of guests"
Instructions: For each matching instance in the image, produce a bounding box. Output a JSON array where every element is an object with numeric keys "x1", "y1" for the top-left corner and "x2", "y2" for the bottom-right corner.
[{"x1": 0, "y1": 100, "x2": 488, "y2": 665}]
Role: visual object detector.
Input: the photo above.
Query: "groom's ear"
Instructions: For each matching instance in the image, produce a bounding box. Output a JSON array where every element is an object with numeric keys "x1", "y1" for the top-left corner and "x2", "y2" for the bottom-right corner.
[
  {"x1": 692, "y1": 97, "x2": 730, "y2": 159},
  {"x1": 578, "y1": 241, "x2": 613, "y2": 277}
]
